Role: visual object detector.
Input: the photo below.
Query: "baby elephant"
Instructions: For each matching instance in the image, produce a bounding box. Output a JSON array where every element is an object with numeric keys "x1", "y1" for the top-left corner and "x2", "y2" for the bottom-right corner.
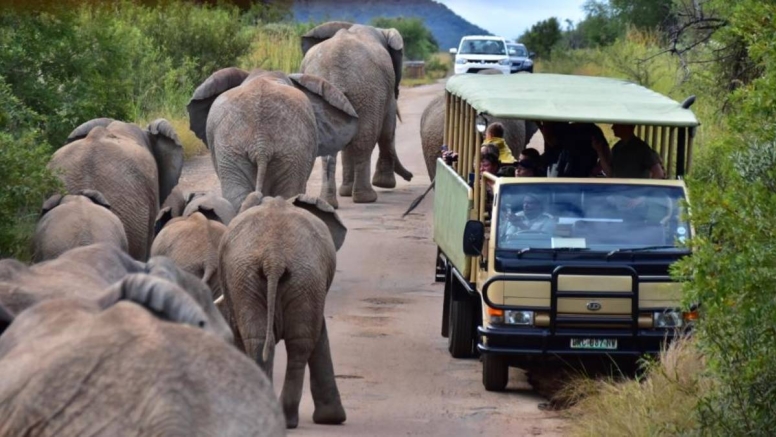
[
  {"x1": 220, "y1": 192, "x2": 347, "y2": 429},
  {"x1": 32, "y1": 190, "x2": 128, "y2": 263}
]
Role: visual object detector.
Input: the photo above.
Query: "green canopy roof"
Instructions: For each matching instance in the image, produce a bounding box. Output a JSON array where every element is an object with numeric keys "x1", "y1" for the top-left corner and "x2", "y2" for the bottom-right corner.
[{"x1": 445, "y1": 73, "x2": 699, "y2": 127}]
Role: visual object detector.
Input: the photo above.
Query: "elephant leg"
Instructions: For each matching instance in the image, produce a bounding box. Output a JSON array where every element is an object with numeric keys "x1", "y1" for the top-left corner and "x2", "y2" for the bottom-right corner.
[
  {"x1": 218, "y1": 153, "x2": 258, "y2": 210},
  {"x1": 281, "y1": 338, "x2": 315, "y2": 429},
  {"x1": 320, "y1": 155, "x2": 339, "y2": 209},
  {"x1": 309, "y1": 320, "x2": 346, "y2": 425},
  {"x1": 373, "y1": 106, "x2": 413, "y2": 188},
  {"x1": 352, "y1": 152, "x2": 377, "y2": 203},
  {"x1": 338, "y1": 149, "x2": 354, "y2": 197},
  {"x1": 242, "y1": 335, "x2": 275, "y2": 383}
]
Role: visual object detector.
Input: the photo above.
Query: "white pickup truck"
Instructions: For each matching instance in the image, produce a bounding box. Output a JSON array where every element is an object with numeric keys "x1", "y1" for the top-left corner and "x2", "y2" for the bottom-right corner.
[{"x1": 449, "y1": 36, "x2": 512, "y2": 75}]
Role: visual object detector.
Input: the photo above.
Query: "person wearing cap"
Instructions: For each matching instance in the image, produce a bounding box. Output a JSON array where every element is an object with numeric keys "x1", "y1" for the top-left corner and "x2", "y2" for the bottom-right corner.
[
  {"x1": 482, "y1": 122, "x2": 517, "y2": 165},
  {"x1": 596, "y1": 124, "x2": 664, "y2": 179},
  {"x1": 502, "y1": 193, "x2": 555, "y2": 238},
  {"x1": 515, "y1": 157, "x2": 540, "y2": 177}
]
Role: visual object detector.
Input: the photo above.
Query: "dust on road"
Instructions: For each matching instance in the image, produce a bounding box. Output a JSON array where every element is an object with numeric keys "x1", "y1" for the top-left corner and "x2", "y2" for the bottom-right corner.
[{"x1": 179, "y1": 80, "x2": 565, "y2": 436}]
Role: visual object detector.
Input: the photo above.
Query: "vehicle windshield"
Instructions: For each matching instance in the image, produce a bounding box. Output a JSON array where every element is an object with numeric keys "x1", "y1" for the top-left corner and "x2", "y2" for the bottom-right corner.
[
  {"x1": 460, "y1": 39, "x2": 506, "y2": 55},
  {"x1": 496, "y1": 183, "x2": 690, "y2": 251},
  {"x1": 508, "y1": 45, "x2": 527, "y2": 57}
]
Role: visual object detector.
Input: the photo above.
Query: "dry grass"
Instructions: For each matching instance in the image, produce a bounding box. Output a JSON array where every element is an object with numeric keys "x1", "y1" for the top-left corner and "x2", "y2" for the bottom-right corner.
[
  {"x1": 167, "y1": 116, "x2": 207, "y2": 159},
  {"x1": 563, "y1": 337, "x2": 709, "y2": 437},
  {"x1": 239, "y1": 24, "x2": 304, "y2": 74}
]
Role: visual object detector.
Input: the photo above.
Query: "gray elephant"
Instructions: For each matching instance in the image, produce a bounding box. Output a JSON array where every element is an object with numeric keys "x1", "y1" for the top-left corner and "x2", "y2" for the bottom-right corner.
[
  {"x1": 0, "y1": 274, "x2": 285, "y2": 436},
  {"x1": 420, "y1": 94, "x2": 539, "y2": 181},
  {"x1": 183, "y1": 191, "x2": 236, "y2": 225},
  {"x1": 220, "y1": 192, "x2": 347, "y2": 429},
  {"x1": 161, "y1": 185, "x2": 188, "y2": 218},
  {"x1": 188, "y1": 68, "x2": 359, "y2": 209},
  {"x1": 0, "y1": 243, "x2": 231, "y2": 343},
  {"x1": 151, "y1": 212, "x2": 227, "y2": 299},
  {"x1": 49, "y1": 118, "x2": 184, "y2": 261},
  {"x1": 301, "y1": 22, "x2": 414, "y2": 207},
  {"x1": 32, "y1": 190, "x2": 128, "y2": 263}
]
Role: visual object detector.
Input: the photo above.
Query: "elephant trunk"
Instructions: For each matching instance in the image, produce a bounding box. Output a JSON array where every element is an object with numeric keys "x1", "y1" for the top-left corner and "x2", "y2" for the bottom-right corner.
[{"x1": 262, "y1": 264, "x2": 283, "y2": 363}]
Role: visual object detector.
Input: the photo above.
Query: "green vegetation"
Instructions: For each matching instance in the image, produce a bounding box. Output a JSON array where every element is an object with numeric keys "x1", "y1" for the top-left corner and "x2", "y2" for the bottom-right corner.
[
  {"x1": 0, "y1": 0, "x2": 292, "y2": 259},
  {"x1": 371, "y1": 16, "x2": 438, "y2": 61},
  {"x1": 526, "y1": 1, "x2": 776, "y2": 435}
]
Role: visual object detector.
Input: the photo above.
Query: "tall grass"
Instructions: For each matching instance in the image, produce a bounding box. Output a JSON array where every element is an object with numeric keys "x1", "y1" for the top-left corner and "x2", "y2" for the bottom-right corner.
[
  {"x1": 564, "y1": 338, "x2": 709, "y2": 437},
  {"x1": 239, "y1": 22, "x2": 308, "y2": 73}
]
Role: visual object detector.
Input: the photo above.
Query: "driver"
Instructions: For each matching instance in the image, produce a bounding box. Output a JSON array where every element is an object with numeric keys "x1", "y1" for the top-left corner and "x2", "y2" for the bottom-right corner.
[{"x1": 502, "y1": 193, "x2": 556, "y2": 237}]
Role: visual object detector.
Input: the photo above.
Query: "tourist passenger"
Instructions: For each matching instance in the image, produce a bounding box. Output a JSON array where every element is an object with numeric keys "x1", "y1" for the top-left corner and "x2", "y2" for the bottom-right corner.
[
  {"x1": 515, "y1": 157, "x2": 541, "y2": 177},
  {"x1": 482, "y1": 122, "x2": 517, "y2": 164},
  {"x1": 554, "y1": 123, "x2": 600, "y2": 178},
  {"x1": 599, "y1": 124, "x2": 664, "y2": 179},
  {"x1": 479, "y1": 151, "x2": 500, "y2": 213}
]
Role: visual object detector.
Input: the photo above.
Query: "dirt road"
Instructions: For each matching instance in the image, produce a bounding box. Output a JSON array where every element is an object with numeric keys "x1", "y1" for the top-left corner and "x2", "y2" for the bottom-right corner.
[{"x1": 178, "y1": 81, "x2": 565, "y2": 436}]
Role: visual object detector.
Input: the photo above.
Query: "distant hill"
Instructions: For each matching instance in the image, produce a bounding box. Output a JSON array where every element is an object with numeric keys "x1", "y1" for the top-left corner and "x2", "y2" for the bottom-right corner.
[{"x1": 292, "y1": 0, "x2": 492, "y2": 51}]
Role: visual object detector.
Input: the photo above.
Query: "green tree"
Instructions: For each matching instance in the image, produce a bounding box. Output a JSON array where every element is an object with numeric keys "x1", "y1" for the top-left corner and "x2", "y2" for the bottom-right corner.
[
  {"x1": 518, "y1": 17, "x2": 562, "y2": 58},
  {"x1": 371, "y1": 16, "x2": 438, "y2": 61}
]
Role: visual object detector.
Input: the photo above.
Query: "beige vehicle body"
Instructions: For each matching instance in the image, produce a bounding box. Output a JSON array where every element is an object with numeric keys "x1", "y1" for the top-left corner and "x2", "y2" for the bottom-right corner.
[{"x1": 433, "y1": 73, "x2": 699, "y2": 391}]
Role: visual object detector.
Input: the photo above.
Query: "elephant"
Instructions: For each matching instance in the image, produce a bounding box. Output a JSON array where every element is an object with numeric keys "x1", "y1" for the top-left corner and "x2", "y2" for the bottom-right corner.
[
  {"x1": 161, "y1": 185, "x2": 188, "y2": 218},
  {"x1": 183, "y1": 191, "x2": 236, "y2": 225},
  {"x1": 0, "y1": 274, "x2": 286, "y2": 437},
  {"x1": 0, "y1": 243, "x2": 231, "y2": 343},
  {"x1": 151, "y1": 212, "x2": 227, "y2": 299},
  {"x1": 49, "y1": 118, "x2": 184, "y2": 261},
  {"x1": 32, "y1": 190, "x2": 128, "y2": 263},
  {"x1": 301, "y1": 21, "x2": 414, "y2": 207},
  {"x1": 420, "y1": 93, "x2": 539, "y2": 180},
  {"x1": 187, "y1": 68, "x2": 359, "y2": 210},
  {"x1": 219, "y1": 192, "x2": 347, "y2": 429}
]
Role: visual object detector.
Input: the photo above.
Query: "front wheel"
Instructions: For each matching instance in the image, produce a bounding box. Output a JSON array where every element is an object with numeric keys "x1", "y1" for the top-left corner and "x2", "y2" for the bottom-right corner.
[
  {"x1": 482, "y1": 354, "x2": 509, "y2": 391},
  {"x1": 448, "y1": 297, "x2": 476, "y2": 358}
]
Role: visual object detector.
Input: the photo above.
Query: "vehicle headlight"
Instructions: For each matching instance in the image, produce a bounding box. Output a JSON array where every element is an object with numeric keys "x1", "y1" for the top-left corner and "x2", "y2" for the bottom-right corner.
[
  {"x1": 498, "y1": 58, "x2": 510, "y2": 65},
  {"x1": 654, "y1": 310, "x2": 683, "y2": 328},
  {"x1": 455, "y1": 58, "x2": 466, "y2": 64},
  {"x1": 505, "y1": 310, "x2": 534, "y2": 326},
  {"x1": 524, "y1": 59, "x2": 533, "y2": 65}
]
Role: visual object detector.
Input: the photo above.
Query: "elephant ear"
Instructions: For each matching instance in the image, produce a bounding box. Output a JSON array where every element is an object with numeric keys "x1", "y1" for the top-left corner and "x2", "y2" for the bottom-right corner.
[
  {"x1": 154, "y1": 206, "x2": 174, "y2": 236},
  {"x1": 289, "y1": 194, "x2": 347, "y2": 251},
  {"x1": 382, "y1": 28, "x2": 404, "y2": 100},
  {"x1": 77, "y1": 189, "x2": 111, "y2": 210},
  {"x1": 65, "y1": 118, "x2": 115, "y2": 145},
  {"x1": 187, "y1": 67, "x2": 250, "y2": 147},
  {"x1": 146, "y1": 119, "x2": 184, "y2": 208},
  {"x1": 239, "y1": 191, "x2": 264, "y2": 214},
  {"x1": 288, "y1": 74, "x2": 359, "y2": 157},
  {"x1": 98, "y1": 273, "x2": 210, "y2": 331},
  {"x1": 301, "y1": 21, "x2": 354, "y2": 54},
  {"x1": 40, "y1": 194, "x2": 63, "y2": 217}
]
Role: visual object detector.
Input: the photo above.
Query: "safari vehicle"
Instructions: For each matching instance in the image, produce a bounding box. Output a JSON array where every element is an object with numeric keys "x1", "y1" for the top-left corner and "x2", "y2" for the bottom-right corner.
[{"x1": 433, "y1": 73, "x2": 699, "y2": 391}]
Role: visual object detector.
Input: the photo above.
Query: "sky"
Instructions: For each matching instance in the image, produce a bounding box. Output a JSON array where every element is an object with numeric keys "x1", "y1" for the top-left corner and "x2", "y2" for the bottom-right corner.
[{"x1": 437, "y1": 0, "x2": 588, "y2": 41}]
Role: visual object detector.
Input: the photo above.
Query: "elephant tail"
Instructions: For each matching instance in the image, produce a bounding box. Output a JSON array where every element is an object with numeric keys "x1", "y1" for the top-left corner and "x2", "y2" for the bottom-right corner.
[
  {"x1": 396, "y1": 106, "x2": 402, "y2": 123},
  {"x1": 262, "y1": 266, "x2": 283, "y2": 363}
]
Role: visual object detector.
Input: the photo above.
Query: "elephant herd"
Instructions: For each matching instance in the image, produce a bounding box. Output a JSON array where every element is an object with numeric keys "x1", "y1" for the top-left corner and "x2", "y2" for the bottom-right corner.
[{"x1": 0, "y1": 21, "x2": 414, "y2": 436}]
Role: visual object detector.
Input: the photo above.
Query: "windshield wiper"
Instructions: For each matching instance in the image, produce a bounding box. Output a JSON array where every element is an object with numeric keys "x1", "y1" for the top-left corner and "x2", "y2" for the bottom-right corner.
[
  {"x1": 517, "y1": 247, "x2": 591, "y2": 258},
  {"x1": 606, "y1": 245, "x2": 689, "y2": 259}
]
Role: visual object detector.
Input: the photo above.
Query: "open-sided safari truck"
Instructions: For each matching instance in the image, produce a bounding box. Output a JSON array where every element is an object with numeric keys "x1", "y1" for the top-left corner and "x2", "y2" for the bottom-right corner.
[{"x1": 433, "y1": 73, "x2": 700, "y2": 391}]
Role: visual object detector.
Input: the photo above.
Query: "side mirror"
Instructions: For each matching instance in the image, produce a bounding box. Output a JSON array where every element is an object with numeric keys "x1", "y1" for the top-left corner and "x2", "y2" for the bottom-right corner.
[
  {"x1": 449, "y1": 47, "x2": 458, "y2": 55},
  {"x1": 462, "y1": 220, "x2": 485, "y2": 256},
  {"x1": 529, "y1": 52, "x2": 536, "y2": 59}
]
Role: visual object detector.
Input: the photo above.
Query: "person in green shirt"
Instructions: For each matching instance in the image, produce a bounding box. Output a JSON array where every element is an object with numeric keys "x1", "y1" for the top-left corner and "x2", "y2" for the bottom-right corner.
[
  {"x1": 593, "y1": 124, "x2": 664, "y2": 179},
  {"x1": 482, "y1": 122, "x2": 517, "y2": 165}
]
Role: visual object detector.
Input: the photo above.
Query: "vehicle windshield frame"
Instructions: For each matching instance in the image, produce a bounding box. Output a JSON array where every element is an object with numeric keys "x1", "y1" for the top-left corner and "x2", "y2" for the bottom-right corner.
[
  {"x1": 459, "y1": 38, "x2": 507, "y2": 56},
  {"x1": 494, "y1": 181, "x2": 690, "y2": 253}
]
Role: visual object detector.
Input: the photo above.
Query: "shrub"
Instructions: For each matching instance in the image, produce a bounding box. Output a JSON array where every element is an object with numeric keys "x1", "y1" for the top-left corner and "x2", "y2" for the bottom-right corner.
[{"x1": 0, "y1": 77, "x2": 61, "y2": 260}]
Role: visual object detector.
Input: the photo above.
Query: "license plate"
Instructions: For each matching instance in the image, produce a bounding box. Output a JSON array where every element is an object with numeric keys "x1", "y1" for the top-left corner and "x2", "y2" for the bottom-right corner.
[{"x1": 570, "y1": 338, "x2": 618, "y2": 350}]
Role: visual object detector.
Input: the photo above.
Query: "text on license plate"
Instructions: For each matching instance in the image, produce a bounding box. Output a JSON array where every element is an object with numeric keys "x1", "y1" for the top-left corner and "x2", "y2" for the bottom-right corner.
[{"x1": 570, "y1": 338, "x2": 618, "y2": 350}]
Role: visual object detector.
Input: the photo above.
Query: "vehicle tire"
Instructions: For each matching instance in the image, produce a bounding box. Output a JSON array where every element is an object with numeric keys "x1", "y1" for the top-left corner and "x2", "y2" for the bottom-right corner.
[
  {"x1": 482, "y1": 354, "x2": 509, "y2": 391},
  {"x1": 448, "y1": 296, "x2": 476, "y2": 358},
  {"x1": 528, "y1": 66, "x2": 534, "y2": 73}
]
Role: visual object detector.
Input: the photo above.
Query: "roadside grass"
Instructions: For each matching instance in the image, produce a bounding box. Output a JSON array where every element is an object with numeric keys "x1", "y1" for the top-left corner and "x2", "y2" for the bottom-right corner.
[
  {"x1": 561, "y1": 337, "x2": 708, "y2": 437},
  {"x1": 239, "y1": 23, "x2": 305, "y2": 73}
]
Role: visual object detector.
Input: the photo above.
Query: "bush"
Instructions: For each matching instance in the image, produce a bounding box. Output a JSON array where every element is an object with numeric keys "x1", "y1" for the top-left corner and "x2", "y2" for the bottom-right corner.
[
  {"x1": 371, "y1": 16, "x2": 438, "y2": 61},
  {"x1": 0, "y1": 77, "x2": 61, "y2": 260}
]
